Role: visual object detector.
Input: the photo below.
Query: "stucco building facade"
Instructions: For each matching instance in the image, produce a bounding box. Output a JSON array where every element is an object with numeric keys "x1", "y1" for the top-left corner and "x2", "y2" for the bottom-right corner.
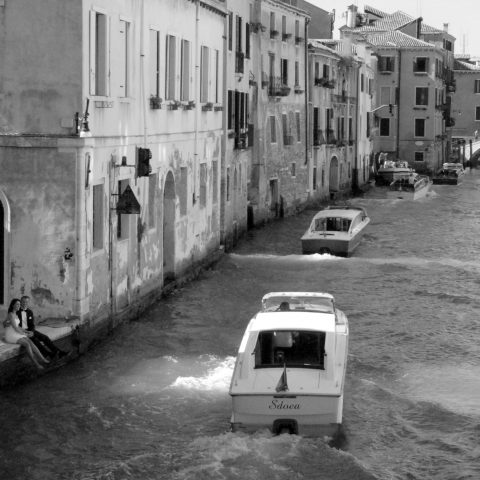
[{"x1": 0, "y1": 0, "x2": 226, "y2": 325}]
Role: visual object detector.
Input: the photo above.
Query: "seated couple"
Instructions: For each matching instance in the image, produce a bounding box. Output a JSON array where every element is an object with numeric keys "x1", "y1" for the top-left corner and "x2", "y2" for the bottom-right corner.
[{"x1": 3, "y1": 296, "x2": 70, "y2": 370}]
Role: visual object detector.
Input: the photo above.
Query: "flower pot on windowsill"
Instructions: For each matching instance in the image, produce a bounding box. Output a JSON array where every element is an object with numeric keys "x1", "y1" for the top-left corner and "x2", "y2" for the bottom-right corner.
[
  {"x1": 202, "y1": 102, "x2": 213, "y2": 111},
  {"x1": 150, "y1": 96, "x2": 163, "y2": 109},
  {"x1": 168, "y1": 100, "x2": 181, "y2": 111},
  {"x1": 214, "y1": 105, "x2": 223, "y2": 112},
  {"x1": 183, "y1": 100, "x2": 196, "y2": 110}
]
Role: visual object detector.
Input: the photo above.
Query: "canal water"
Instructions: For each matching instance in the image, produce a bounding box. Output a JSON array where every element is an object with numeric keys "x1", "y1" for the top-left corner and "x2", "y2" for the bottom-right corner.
[{"x1": 1, "y1": 173, "x2": 480, "y2": 480}]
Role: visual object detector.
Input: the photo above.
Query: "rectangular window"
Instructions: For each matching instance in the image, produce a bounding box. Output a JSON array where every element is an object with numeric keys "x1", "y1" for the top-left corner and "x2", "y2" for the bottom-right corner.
[
  {"x1": 227, "y1": 90, "x2": 233, "y2": 129},
  {"x1": 415, "y1": 118, "x2": 426, "y2": 137},
  {"x1": 270, "y1": 115, "x2": 277, "y2": 143},
  {"x1": 228, "y1": 12, "x2": 233, "y2": 51},
  {"x1": 475, "y1": 79, "x2": 480, "y2": 93},
  {"x1": 92, "y1": 184, "x2": 104, "y2": 250},
  {"x1": 270, "y1": 12, "x2": 275, "y2": 32},
  {"x1": 245, "y1": 23, "x2": 250, "y2": 58},
  {"x1": 119, "y1": 20, "x2": 130, "y2": 97},
  {"x1": 414, "y1": 57, "x2": 429, "y2": 73},
  {"x1": 295, "y1": 19, "x2": 299, "y2": 38},
  {"x1": 90, "y1": 11, "x2": 109, "y2": 96},
  {"x1": 226, "y1": 167, "x2": 230, "y2": 201},
  {"x1": 323, "y1": 64, "x2": 329, "y2": 79},
  {"x1": 117, "y1": 180, "x2": 130, "y2": 239},
  {"x1": 291, "y1": 162, "x2": 296, "y2": 177},
  {"x1": 312, "y1": 167, "x2": 317, "y2": 190},
  {"x1": 415, "y1": 87, "x2": 429, "y2": 106},
  {"x1": 148, "y1": 174, "x2": 157, "y2": 228},
  {"x1": 360, "y1": 73, "x2": 364, "y2": 92},
  {"x1": 165, "y1": 35, "x2": 177, "y2": 100},
  {"x1": 200, "y1": 163, "x2": 207, "y2": 207},
  {"x1": 212, "y1": 161, "x2": 218, "y2": 204},
  {"x1": 282, "y1": 113, "x2": 289, "y2": 144},
  {"x1": 214, "y1": 49, "x2": 219, "y2": 103},
  {"x1": 180, "y1": 167, "x2": 188, "y2": 216},
  {"x1": 296, "y1": 112, "x2": 301, "y2": 142},
  {"x1": 282, "y1": 15, "x2": 286, "y2": 36},
  {"x1": 295, "y1": 61, "x2": 299, "y2": 86},
  {"x1": 314, "y1": 62, "x2": 320, "y2": 79},
  {"x1": 414, "y1": 152, "x2": 424, "y2": 162},
  {"x1": 475, "y1": 106, "x2": 480, "y2": 121},
  {"x1": 380, "y1": 118, "x2": 390, "y2": 136},
  {"x1": 180, "y1": 40, "x2": 191, "y2": 101},
  {"x1": 236, "y1": 15, "x2": 242, "y2": 52},
  {"x1": 149, "y1": 29, "x2": 160, "y2": 97},
  {"x1": 379, "y1": 56, "x2": 394, "y2": 72},
  {"x1": 200, "y1": 46, "x2": 209, "y2": 103},
  {"x1": 254, "y1": 330, "x2": 326, "y2": 369},
  {"x1": 281, "y1": 58, "x2": 288, "y2": 85}
]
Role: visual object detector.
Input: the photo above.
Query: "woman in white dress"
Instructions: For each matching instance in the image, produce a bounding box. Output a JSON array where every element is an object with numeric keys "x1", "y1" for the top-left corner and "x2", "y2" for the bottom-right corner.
[{"x1": 3, "y1": 298, "x2": 50, "y2": 370}]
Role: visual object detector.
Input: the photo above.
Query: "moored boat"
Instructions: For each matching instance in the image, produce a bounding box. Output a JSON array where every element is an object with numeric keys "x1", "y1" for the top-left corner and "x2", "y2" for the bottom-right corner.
[
  {"x1": 229, "y1": 292, "x2": 349, "y2": 437},
  {"x1": 301, "y1": 206, "x2": 370, "y2": 256},
  {"x1": 386, "y1": 173, "x2": 432, "y2": 200}
]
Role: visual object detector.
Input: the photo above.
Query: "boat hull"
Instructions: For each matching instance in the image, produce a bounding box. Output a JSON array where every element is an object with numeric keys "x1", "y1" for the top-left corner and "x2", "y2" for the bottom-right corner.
[
  {"x1": 386, "y1": 182, "x2": 431, "y2": 200},
  {"x1": 230, "y1": 393, "x2": 343, "y2": 437},
  {"x1": 301, "y1": 233, "x2": 363, "y2": 256}
]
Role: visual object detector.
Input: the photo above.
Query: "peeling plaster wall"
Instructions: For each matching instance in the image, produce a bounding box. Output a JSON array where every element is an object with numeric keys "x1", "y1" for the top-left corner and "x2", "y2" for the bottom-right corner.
[{"x1": 0, "y1": 144, "x2": 76, "y2": 319}]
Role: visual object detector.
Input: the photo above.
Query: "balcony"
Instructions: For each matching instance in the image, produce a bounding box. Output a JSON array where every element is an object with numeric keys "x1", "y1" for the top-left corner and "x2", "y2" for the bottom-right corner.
[
  {"x1": 234, "y1": 132, "x2": 248, "y2": 150},
  {"x1": 235, "y1": 51, "x2": 245, "y2": 74},
  {"x1": 314, "y1": 77, "x2": 334, "y2": 89},
  {"x1": 270, "y1": 29, "x2": 279, "y2": 39},
  {"x1": 295, "y1": 35, "x2": 303, "y2": 45},
  {"x1": 268, "y1": 76, "x2": 291, "y2": 97},
  {"x1": 282, "y1": 33, "x2": 292, "y2": 41}
]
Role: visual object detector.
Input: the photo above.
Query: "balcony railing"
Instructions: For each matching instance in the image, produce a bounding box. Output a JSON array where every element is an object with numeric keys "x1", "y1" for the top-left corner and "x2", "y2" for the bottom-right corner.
[
  {"x1": 314, "y1": 77, "x2": 334, "y2": 88},
  {"x1": 268, "y1": 76, "x2": 290, "y2": 97}
]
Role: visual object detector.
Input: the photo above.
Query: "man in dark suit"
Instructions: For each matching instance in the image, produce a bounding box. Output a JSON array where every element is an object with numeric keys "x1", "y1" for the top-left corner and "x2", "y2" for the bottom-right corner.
[{"x1": 17, "y1": 295, "x2": 69, "y2": 360}]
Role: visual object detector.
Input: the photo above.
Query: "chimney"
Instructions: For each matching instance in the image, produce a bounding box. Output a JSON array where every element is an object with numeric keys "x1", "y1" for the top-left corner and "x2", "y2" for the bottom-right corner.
[
  {"x1": 346, "y1": 4, "x2": 358, "y2": 28},
  {"x1": 443, "y1": 23, "x2": 449, "y2": 33}
]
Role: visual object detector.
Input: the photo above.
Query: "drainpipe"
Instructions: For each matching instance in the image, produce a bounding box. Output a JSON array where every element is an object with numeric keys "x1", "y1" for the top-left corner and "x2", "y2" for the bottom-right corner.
[
  {"x1": 220, "y1": 7, "x2": 228, "y2": 244},
  {"x1": 140, "y1": 0, "x2": 147, "y2": 146},
  {"x1": 194, "y1": 0, "x2": 200, "y2": 202},
  {"x1": 304, "y1": 16, "x2": 310, "y2": 167},
  {"x1": 396, "y1": 50, "x2": 401, "y2": 158},
  {"x1": 353, "y1": 61, "x2": 361, "y2": 191}
]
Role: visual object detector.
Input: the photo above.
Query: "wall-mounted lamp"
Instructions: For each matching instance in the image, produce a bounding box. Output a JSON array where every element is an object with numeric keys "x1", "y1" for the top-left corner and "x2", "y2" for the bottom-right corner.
[{"x1": 75, "y1": 98, "x2": 92, "y2": 137}]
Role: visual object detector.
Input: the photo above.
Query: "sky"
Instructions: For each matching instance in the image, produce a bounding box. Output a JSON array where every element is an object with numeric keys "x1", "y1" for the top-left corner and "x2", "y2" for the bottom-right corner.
[{"x1": 307, "y1": 0, "x2": 480, "y2": 57}]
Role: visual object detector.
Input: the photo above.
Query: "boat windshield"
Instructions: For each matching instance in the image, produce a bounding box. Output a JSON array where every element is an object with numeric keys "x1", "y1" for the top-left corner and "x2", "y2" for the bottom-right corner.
[
  {"x1": 262, "y1": 295, "x2": 334, "y2": 313},
  {"x1": 313, "y1": 217, "x2": 351, "y2": 233},
  {"x1": 254, "y1": 330, "x2": 326, "y2": 369}
]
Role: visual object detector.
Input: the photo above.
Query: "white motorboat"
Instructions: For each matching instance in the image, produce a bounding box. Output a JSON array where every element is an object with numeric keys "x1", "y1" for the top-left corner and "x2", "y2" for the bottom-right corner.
[
  {"x1": 301, "y1": 206, "x2": 370, "y2": 256},
  {"x1": 229, "y1": 292, "x2": 349, "y2": 437},
  {"x1": 386, "y1": 173, "x2": 432, "y2": 200},
  {"x1": 375, "y1": 160, "x2": 414, "y2": 186}
]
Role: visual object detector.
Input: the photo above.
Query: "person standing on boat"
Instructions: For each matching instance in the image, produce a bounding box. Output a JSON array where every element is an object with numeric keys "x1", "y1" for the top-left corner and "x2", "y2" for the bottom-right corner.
[
  {"x1": 3, "y1": 298, "x2": 50, "y2": 370},
  {"x1": 17, "y1": 295, "x2": 70, "y2": 360},
  {"x1": 408, "y1": 173, "x2": 416, "y2": 185}
]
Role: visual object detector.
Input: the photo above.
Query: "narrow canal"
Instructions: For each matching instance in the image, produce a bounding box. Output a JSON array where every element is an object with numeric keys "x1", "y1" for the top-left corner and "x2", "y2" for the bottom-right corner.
[{"x1": 1, "y1": 173, "x2": 480, "y2": 480}]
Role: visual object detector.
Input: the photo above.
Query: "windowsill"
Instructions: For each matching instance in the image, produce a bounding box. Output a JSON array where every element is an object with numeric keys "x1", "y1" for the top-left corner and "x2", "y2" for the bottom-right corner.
[
  {"x1": 379, "y1": 71, "x2": 393, "y2": 74},
  {"x1": 118, "y1": 97, "x2": 132, "y2": 103},
  {"x1": 413, "y1": 71, "x2": 428, "y2": 75},
  {"x1": 413, "y1": 106, "x2": 428, "y2": 110}
]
